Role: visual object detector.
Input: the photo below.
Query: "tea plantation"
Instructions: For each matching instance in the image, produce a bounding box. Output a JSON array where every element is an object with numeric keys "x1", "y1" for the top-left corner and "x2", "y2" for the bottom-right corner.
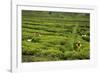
[{"x1": 22, "y1": 10, "x2": 90, "y2": 62}]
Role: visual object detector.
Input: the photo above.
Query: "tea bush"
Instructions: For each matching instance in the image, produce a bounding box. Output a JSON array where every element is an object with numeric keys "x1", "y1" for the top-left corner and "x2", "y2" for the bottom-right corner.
[{"x1": 22, "y1": 10, "x2": 90, "y2": 62}]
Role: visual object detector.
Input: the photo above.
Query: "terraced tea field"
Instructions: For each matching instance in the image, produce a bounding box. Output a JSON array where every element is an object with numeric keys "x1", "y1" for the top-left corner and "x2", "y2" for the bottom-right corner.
[{"x1": 22, "y1": 10, "x2": 90, "y2": 62}]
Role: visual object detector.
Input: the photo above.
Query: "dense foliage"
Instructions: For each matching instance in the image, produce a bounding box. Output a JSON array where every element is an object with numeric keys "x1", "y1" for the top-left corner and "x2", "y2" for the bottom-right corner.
[{"x1": 22, "y1": 10, "x2": 90, "y2": 62}]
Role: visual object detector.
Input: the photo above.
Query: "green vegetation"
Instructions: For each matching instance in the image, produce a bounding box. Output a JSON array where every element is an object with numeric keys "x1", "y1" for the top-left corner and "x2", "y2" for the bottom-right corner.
[{"x1": 22, "y1": 10, "x2": 90, "y2": 62}]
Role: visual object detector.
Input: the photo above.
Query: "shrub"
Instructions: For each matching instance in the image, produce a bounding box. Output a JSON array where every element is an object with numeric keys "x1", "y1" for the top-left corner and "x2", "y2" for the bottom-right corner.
[
  {"x1": 31, "y1": 37, "x2": 40, "y2": 42},
  {"x1": 64, "y1": 42, "x2": 73, "y2": 51},
  {"x1": 78, "y1": 48, "x2": 90, "y2": 59},
  {"x1": 63, "y1": 51, "x2": 80, "y2": 60},
  {"x1": 22, "y1": 35, "x2": 32, "y2": 40},
  {"x1": 63, "y1": 48, "x2": 90, "y2": 60},
  {"x1": 63, "y1": 51, "x2": 74, "y2": 60},
  {"x1": 22, "y1": 46, "x2": 41, "y2": 55},
  {"x1": 82, "y1": 36, "x2": 90, "y2": 42},
  {"x1": 41, "y1": 49, "x2": 64, "y2": 59},
  {"x1": 60, "y1": 40, "x2": 67, "y2": 45}
]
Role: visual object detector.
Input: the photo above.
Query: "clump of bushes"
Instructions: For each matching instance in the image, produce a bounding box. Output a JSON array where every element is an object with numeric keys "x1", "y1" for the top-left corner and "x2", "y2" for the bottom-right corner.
[
  {"x1": 63, "y1": 48, "x2": 90, "y2": 60},
  {"x1": 22, "y1": 46, "x2": 42, "y2": 55},
  {"x1": 82, "y1": 36, "x2": 90, "y2": 42},
  {"x1": 78, "y1": 48, "x2": 90, "y2": 59},
  {"x1": 41, "y1": 48, "x2": 64, "y2": 59},
  {"x1": 31, "y1": 37, "x2": 40, "y2": 42},
  {"x1": 60, "y1": 40, "x2": 67, "y2": 45},
  {"x1": 22, "y1": 35, "x2": 32, "y2": 40}
]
